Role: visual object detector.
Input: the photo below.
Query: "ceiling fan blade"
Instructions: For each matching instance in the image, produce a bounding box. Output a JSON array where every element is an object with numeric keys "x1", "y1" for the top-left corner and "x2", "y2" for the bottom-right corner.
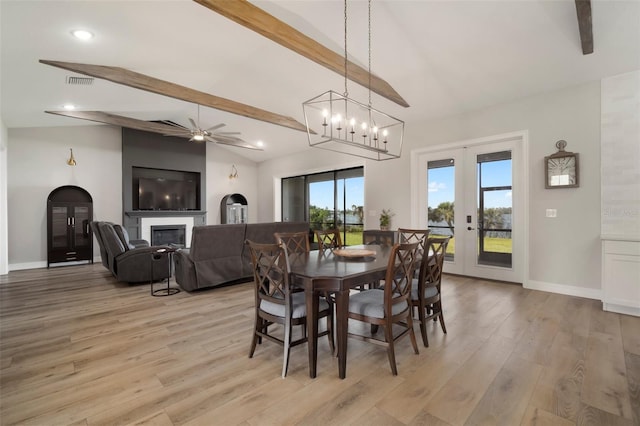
[
  {"x1": 194, "y1": 0, "x2": 409, "y2": 108},
  {"x1": 40, "y1": 60, "x2": 312, "y2": 133},
  {"x1": 45, "y1": 110, "x2": 190, "y2": 138},
  {"x1": 210, "y1": 136, "x2": 263, "y2": 151},
  {"x1": 188, "y1": 118, "x2": 199, "y2": 130},
  {"x1": 160, "y1": 120, "x2": 190, "y2": 130},
  {"x1": 205, "y1": 123, "x2": 226, "y2": 132},
  {"x1": 215, "y1": 131, "x2": 241, "y2": 135}
]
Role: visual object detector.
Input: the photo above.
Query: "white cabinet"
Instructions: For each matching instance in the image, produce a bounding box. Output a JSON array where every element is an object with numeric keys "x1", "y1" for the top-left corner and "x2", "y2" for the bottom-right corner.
[{"x1": 602, "y1": 238, "x2": 640, "y2": 316}]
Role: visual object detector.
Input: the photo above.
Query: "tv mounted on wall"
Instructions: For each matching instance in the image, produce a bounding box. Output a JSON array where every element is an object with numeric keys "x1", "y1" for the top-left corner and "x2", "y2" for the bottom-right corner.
[{"x1": 132, "y1": 167, "x2": 201, "y2": 211}]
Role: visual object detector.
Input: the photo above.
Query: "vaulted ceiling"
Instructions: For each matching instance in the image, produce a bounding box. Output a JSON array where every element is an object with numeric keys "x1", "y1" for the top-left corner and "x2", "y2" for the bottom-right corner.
[{"x1": 1, "y1": 0, "x2": 639, "y2": 162}]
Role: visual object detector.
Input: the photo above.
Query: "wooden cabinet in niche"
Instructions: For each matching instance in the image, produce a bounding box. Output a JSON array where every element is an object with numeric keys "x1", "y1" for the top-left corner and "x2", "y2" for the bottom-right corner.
[{"x1": 47, "y1": 185, "x2": 93, "y2": 267}]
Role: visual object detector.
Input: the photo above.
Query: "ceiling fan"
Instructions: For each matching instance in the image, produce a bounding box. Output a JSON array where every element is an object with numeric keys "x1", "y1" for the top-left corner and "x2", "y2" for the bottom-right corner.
[
  {"x1": 45, "y1": 109, "x2": 263, "y2": 151},
  {"x1": 160, "y1": 105, "x2": 251, "y2": 147}
]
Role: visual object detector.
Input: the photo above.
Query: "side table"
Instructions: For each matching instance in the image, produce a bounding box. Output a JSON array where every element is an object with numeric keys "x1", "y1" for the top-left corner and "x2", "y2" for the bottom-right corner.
[{"x1": 151, "y1": 247, "x2": 180, "y2": 296}]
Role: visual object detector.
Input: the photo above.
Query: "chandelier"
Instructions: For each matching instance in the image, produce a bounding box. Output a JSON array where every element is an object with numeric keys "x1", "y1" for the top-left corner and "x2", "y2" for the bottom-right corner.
[{"x1": 302, "y1": 0, "x2": 404, "y2": 161}]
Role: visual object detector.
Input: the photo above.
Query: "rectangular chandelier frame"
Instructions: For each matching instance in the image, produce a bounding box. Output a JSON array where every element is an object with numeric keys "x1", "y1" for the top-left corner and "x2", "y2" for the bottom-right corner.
[{"x1": 302, "y1": 90, "x2": 404, "y2": 161}]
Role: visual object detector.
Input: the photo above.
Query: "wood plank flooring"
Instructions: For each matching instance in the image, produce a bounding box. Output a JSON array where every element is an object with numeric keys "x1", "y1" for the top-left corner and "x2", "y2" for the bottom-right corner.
[{"x1": 1, "y1": 264, "x2": 638, "y2": 425}]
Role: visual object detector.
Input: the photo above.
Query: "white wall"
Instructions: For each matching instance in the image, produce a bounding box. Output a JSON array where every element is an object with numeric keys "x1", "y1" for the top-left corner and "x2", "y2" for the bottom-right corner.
[
  {"x1": 205, "y1": 143, "x2": 259, "y2": 224},
  {"x1": 7, "y1": 126, "x2": 122, "y2": 269},
  {"x1": 257, "y1": 79, "x2": 604, "y2": 297},
  {"x1": 6, "y1": 125, "x2": 259, "y2": 269}
]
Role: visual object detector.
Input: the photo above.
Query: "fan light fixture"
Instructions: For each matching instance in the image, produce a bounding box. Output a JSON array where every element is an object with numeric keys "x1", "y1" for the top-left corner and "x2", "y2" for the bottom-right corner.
[
  {"x1": 302, "y1": 0, "x2": 404, "y2": 161},
  {"x1": 71, "y1": 29, "x2": 94, "y2": 40}
]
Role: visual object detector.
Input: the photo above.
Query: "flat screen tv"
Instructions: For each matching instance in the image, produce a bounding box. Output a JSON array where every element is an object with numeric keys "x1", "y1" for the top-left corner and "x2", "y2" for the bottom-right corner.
[{"x1": 135, "y1": 170, "x2": 200, "y2": 211}]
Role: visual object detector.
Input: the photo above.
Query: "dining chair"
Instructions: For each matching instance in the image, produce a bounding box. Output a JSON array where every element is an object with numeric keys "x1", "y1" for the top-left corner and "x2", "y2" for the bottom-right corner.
[
  {"x1": 397, "y1": 228, "x2": 430, "y2": 263},
  {"x1": 347, "y1": 242, "x2": 421, "y2": 375},
  {"x1": 315, "y1": 228, "x2": 343, "y2": 251},
  {"x1": 246, "y1": 239, "x2": 334, "y2": 377},
  {"x1": 275, "y1": 231, "x2": 310, "y2": 255},
  {"x1": 411, "y1": 236, "x2": 451, "y2": 347}
]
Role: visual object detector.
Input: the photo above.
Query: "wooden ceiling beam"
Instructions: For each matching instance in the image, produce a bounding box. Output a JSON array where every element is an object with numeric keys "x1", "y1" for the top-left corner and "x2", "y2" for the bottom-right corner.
[
  {"x1": 45, "y1": 110, "x2": 188, "y2": 135},
  {"x1": 575, "y1": 0, "x2": 593, "y2": 55},
  {"x1": 39, "y1": 59, "x2": 309, "y2": 133},
  {"x1": 193, "y1": 0, "x2": 409, "y2": 108}
]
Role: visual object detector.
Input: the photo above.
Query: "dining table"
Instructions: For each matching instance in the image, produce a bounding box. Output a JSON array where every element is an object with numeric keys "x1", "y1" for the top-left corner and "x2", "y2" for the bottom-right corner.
[{"x1": 289, "y1": 244, "x2": 393, "y2": 379}]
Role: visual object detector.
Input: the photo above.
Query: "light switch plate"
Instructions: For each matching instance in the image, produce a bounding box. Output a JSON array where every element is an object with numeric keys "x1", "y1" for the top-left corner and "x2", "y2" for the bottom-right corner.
[{"x1": 546, "y1": 209, "x2": 557, "y2": 218}]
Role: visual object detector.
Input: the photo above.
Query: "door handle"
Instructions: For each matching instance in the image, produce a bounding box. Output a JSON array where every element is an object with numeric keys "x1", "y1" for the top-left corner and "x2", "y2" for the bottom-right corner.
[{"x1": 467, "y1": 226, "x2": 475, "y2": 231}]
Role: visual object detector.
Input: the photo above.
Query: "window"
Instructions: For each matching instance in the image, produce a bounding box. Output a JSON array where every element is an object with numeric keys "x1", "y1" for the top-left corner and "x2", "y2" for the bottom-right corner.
[{"x1": 282, "y1": 167, "x2": 364, "y2": 246}]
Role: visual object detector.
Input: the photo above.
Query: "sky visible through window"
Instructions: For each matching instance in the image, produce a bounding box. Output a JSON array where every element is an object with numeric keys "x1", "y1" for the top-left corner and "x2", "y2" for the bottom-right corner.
[
  {"x1": 307, "y1": 162, "x2": 510, "y2": 212},
  {"x1": 429, "y1": 160, "x2": 512, "y2": 209},
  {"x1": 310, "y1": 178, "x2": 364, "y2": 210}
]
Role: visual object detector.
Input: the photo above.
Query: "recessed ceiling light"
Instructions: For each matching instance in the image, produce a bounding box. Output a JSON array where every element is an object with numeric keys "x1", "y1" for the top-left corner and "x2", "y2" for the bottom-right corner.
[
  {"x1": 257, "y1": 140, "x2": 264, "y2": 147},
  {"x1": 71, "y1": 29, "x2": 94, "y2": 40},
  {"x1": 63, "y1": 104, "x2": 76, "y2": 110}
]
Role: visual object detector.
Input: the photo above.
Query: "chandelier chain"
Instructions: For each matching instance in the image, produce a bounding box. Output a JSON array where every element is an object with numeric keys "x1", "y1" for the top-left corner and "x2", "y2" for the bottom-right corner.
[
  {"x1": 368, "y1": 0, "x2": 372, "y2": 107},
  {"x1": 343, "y1": 0, "x2": 348, "y2": 98}
]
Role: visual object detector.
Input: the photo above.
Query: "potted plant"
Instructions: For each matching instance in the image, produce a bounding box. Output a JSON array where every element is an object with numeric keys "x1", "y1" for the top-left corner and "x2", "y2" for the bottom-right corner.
[{"x1": 379, "y1": 209, "x2": 394, "y2": 231}]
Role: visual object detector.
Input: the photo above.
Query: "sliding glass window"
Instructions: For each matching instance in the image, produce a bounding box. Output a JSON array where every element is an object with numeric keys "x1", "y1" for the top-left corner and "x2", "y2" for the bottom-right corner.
[{"x1": 282, "y1": 167, "x2": 364, "y2": 246}]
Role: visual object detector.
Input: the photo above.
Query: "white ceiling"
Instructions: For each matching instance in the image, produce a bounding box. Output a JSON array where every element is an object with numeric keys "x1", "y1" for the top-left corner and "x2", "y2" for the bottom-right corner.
[{"x1": 2, "y1": 0, "x2": 639, "y2": 162}]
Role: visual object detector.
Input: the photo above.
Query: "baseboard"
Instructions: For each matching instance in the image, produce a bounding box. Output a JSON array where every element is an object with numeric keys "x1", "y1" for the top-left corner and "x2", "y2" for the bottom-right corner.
[
  {"x1": 603, "y1": 303, "x2": 640, "y2": 317},
  {"x1": 9, "y1": 261, "x2": 47, "y2": 271},
  {"x1": 9, "y1": 256, "x2": 102, "y2": 272},
  {"x1": 525, "y1": 280, "x2": 603, "y2": 301}
]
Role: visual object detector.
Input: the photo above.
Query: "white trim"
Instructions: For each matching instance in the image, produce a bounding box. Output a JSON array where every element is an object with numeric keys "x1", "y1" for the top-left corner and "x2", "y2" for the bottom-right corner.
[
  {"x1": 140, "y1": 217, "x2": 194, "y2": 248},
  {"x1": 525, "y1": 280, "x2": 602, "y2": 300},
  {"x1": 9, "y1": 259, "x2": 103, "y2": 271},
  {"x1": 410, "y1": 130, "x2": 529, "y2": 284},
  {"x1": 603, "y1": 303, "x2": 640, "y2": 317}
]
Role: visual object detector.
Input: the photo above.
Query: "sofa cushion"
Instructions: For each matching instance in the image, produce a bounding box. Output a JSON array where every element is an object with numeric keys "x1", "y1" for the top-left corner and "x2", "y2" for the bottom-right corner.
[
  {"x1": 190, "y1": 224, "x2": 247, "y2": 287},
  {"x1": 113, "y1": 224, "x2": 135, "y2": 250}
]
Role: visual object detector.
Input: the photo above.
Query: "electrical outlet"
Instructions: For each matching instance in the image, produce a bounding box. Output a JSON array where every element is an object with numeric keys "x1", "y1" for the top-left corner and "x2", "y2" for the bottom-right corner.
[{"x1": 546, "y1": 209, "x2": 557, "y2": 218}]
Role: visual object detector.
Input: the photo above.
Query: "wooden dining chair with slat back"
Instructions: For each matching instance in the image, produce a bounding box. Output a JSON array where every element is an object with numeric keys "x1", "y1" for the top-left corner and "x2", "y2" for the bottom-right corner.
[
  {"x1": 397, "y1": 228, "x2": 430, "y2": 264},
  {"x1": 246, "y1": 239, "x2": 334, "y2": 377},
  {"x1": 314, "y1": 228, "x2": 343, "y2": 251},
  {"x1": 410, "y1": 236, "x2": 451, "y2": 347},
  {"x1": 347, "y1": 242, "x2": 421, "y2": 375}
]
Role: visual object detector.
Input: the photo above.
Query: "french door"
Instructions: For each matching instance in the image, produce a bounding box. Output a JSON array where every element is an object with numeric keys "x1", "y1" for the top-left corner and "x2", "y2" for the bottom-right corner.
[{"x1": 414, "y1": 134, "x2": 526, "y2": 283}]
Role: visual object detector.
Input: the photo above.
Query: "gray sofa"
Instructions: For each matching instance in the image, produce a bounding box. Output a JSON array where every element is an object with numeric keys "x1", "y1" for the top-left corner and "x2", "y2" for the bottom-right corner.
[
  {"x1": 91, "y1": 221, "x2": 171, "y2": 283},
  {"x1": 174, "y1": 222, "x2": 310, "y2": 291}
]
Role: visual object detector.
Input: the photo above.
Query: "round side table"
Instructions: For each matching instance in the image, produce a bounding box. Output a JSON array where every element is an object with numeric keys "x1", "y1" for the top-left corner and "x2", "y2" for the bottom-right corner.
[{"x1": 151, "y1": 247, "x2": 180, "y2": 296}]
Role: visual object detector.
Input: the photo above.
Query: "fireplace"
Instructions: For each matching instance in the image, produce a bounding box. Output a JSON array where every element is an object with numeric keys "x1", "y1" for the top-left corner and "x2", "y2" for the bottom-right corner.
[{"x1": 151, "y1": 225, "x2": 186, "y2": 247}]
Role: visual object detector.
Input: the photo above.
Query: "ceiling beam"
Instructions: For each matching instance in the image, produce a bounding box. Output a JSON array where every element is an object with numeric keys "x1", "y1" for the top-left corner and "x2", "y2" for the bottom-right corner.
[
  {"x1": 46, "y1": 110, "x2": 263, "y2": 150},
  {"x1": 45, "y1": 110, "x2": 190, "y2": 135},
  {"x1": 193, "y1": 0, "x2": 410, "y2": 108},
  {"x1": 39, "y1": 60, "x2": 309, "y2": 133},
  {"x1": 575, "y1": 0, "x2": 593, "y2": 55}
]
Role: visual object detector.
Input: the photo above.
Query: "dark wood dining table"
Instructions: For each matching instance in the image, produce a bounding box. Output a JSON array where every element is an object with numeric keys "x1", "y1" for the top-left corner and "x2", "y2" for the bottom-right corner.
[{"x1": 289, "y1": 244, "x2": 392, "y2": 379}]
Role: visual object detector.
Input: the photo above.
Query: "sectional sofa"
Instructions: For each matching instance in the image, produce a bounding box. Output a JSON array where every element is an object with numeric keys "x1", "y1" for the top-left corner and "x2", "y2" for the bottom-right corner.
[{"x1": 174, "y1": 221, "x2": 310, "y2": 291}]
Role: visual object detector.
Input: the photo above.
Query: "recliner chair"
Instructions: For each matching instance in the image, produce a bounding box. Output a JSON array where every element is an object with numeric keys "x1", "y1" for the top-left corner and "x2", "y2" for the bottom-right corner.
[{"x1": 92, "y1": 221, "x2": 170, "y2": 283}]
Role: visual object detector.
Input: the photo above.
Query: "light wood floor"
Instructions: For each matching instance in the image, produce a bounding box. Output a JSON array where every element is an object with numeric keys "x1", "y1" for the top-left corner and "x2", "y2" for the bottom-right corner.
[{"x1": 1, "y1": 264, "x2": 638, "y2": 426}]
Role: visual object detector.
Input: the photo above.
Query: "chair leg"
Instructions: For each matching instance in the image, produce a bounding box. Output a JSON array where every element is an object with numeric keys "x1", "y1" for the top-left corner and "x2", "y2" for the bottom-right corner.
[
  {"x1": 407, "y1": 315, "x2": 420, "y2": 355},
  {"x1": 383, "y1": 324, "x2": 398, "y2": 376},
  {"x1": 437, "y1": 302, "x2": 447, "y2": 333},
  {"x1": 249, "y1": 316, "x2": 262, "y2": 357},
  {"x1": 326, "y1": 313, "x2": 335, "y2": 355},
  {"x1": 418, "y1": 303, "x2": 429, "y2": 347},
  {"x1": 282, "y1": 318, "x2": 292, "y2": 378}
]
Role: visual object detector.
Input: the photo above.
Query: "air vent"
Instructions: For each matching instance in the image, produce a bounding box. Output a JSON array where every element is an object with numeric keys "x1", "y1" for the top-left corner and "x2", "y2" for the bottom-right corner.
[{"x1": 66, "y1": 76, "x2": 94, "y2": 85}]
